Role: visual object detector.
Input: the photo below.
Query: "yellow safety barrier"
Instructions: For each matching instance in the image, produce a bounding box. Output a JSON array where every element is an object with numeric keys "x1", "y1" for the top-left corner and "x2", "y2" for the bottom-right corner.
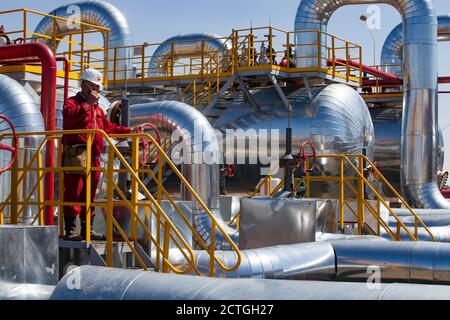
[
  {"x1": 102, "y1": 26, "x2": 362, "y2": 91},
  {"x1": 0, "y1": 129, "x2": 241, "y2": 276},
  {"x1": 0, "y1": 8, "x2": 110, "y2": 86},
  {"x1": 303, "y1": 154, "x2": 434, "y2": 241},
  {"x1": 227, "y1": 154, "x2": 434, "y2": 241}
]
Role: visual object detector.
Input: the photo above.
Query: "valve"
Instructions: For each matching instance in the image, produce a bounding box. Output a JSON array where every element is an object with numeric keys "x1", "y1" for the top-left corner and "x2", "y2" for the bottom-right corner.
[
  {"x1": 135, "y1": 123, "x2": 161, "y2": 166},
  {"x1": 226, "y1": 164, "x2": 235, "y2": 177},
  {"x1": 298, "y1": 141, "x2": 316, "y2": 173},
  {"x1": 0, "y1": 114, "x2": 18, "y2": 174}
]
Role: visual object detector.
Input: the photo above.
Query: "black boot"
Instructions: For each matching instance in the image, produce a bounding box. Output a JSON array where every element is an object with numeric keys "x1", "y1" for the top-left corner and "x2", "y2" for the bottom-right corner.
[
  {"x1": 64, "y1": 215, "x2": 81, "y2": 241},
  {"x1": 81, "y1": 216, "x2": 106, "y2": 241}
]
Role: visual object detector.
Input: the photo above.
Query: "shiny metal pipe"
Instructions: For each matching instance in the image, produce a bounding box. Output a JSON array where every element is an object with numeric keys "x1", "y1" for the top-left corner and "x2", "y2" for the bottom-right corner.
[
  {"x1": 50, "y1": 265, "x2": 450, "y2": 300},
  {"x1": 128, "y1": 101, "x2": 238, "y2": 249},
  {"x1": 371, "y1": 107, "x2": 444, "y2": 194},
  {"x1": 381, "y1": 15, "x2": 450, "y2": 77},
  {"x1": 295, "y1": 0, "x2": 442, "y2": 209},
  {"x1": 0, "y1": 74, "x2": 45, "y2": 224},
  {"x1": 332, "y1": 240, "x2": 450, "y2": 284},
  {"x1": 147, "y1": 33, "x2": 231, "y2": 78},
  {"x1": 0, "y1": 282, "x2": 54, "y2": 300},
  {"x1": 33, "y1": 0, "x2": 132, "y2": 80}
]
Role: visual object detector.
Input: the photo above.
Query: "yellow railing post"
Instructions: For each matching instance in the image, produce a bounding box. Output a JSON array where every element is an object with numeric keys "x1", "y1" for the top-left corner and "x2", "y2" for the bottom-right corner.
[
  {"x1": 113, "y1": 48, "x2": 117, "y2": 84},
  {"x1": 331, "y1": 36, "x2": 336, "y2": 78},
  {"x1": 162, "y1": 220, "x2": 170, "y2": 273},
  {"x1": 23, "y1": 10, "x2": 27, "y2": 43},
  {"x1": 317, "y1": 30, "x2": 321, "y2": 69},
  {"x1": 68, "y1": 33, "x2": 73, "y2": 71},
  {"x1": 131, "y1": 136, "x2": 139, "y2": 241},
  {"x1": 104, "y1": 31, "x2": 109, "y2": 89},
  {"x1": 171, "y1": 42, "x2": 175, "y2": 78},
  {"x1": 52, "y1": 17, "x2": 57, "y2": 55},
  {"x1": 376, "y1": 172, "x2": 381, "y2": 235},
  {"x1": 158, "y1": 149, "x2": 163, "y2": 205},
  {"x1": 106, "y1": 145, "x2": 114, "y2": 267},
  {"x1": 345, "y1": 41, "x2": 350, "y2": 83},
  {"x1": 10, "y1": 159, "x2": 18, "y2": 224},
  {"x1": 37, "y1": 150, "x2": 44, "y2": 226},
  {"x1": 305, "y1": 163, "x2": 311, "y2": 198},
  {"x1": 209, "y1": 221, "x2": 216, "y2": 277},
  {"x1": 80, "y1": 26, "x2": 85, "y2": 72},
  {"x1": 340, "y1": 157, "x2": 344, "y2": 230},
  {"x1": 357, "y1": 155, "x2": 364, "y2": 235},
  {"x1": 85, "y1": 132, "x2": 92, "y2": 244}
]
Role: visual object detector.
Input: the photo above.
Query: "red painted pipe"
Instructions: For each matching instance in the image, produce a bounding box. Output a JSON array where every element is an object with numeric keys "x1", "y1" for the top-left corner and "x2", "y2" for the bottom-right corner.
[
  {"x1": 0, "y1": 43, "x2": 56, "y2": 225},
  {"x1": 328, "y1": 59, "x2": 401, "y2": 81},
  {"x1": 363, "y1": 77, "x2": 450, "y2": 87},
  {"x1": 0, "y1": 56, "x2": 69, "y2": 101}
]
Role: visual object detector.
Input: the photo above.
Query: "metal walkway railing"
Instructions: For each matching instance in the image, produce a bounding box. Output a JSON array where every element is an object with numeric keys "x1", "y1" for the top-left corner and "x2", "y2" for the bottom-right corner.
[{"x1": 0, "y1": 129, "x2": 241, "y2": 276}]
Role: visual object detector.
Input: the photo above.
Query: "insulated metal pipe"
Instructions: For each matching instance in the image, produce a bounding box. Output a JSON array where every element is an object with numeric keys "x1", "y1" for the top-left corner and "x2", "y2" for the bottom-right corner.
[
  {"x1": 0, "y1": 43, "x2": 57, "y2": 224},
  {"x1": 33, "y1": 0, "x2": 133, "y2": 81},
  {"x1": 381, "y1": 15, "x2": 450, "y2": 77},
  {"x1": 50, "y1": 264, "x2": 450, "y2": 300},
  {"x1": 295, "y1": 0, "x2": 442, "y2": 209},
  {"x1": 147, "y1": 33, "x2": 231, "y2": 77},
  {"x1": 0, "y1": 282, "x2": 55, "y2": 300},
  {"x1": 0, "y1": 74, "x2": 45, "y2": 224},
  {"x1": 128, "y1": 101, "x2": 238, "y2": 249}
]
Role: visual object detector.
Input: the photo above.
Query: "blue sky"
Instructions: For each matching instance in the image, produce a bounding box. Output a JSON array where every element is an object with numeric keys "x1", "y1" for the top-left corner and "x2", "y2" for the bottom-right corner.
[{"x1": 3, "y1": 0, "x2": 450, "y2": 168}]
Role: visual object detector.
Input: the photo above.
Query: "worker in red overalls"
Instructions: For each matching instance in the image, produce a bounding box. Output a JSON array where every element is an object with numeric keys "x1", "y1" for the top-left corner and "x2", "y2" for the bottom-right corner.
[{"x1": 62, "y1": 68, "x2": 131, "y2": 241}]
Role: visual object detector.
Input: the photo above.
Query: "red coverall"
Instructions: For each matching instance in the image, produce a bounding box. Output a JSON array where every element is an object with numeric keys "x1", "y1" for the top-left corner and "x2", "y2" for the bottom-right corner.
[{"x1": 62, "y1": 92, "x2": 130, "y2": 221}]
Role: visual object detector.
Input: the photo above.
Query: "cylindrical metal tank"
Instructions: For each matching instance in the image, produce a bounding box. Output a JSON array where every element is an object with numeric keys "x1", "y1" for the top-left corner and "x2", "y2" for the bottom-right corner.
[
  {"x1": 371, "y1": 107, "x2": 444, "y2": 194},
  {"x1": 216, "y1": 84, "x2": 374, "y2": 195},
  {"x1": 0, "y1": 75, "x2": 45, "y2": 224}
]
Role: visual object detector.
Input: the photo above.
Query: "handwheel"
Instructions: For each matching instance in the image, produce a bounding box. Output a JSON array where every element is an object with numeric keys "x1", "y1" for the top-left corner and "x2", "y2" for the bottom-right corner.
[
  {"x1": 226, "y1": 164, "x2": 235, "y2": 177},
  {"x1": 0, "y1": 114, "x2": 18, "y2": 174},
  {"x1": 135, "y1": 123, "x2": 161, "y2": 166},
  {"x1": 298, "y1": 141, "x2": 316, "y2": 173}
]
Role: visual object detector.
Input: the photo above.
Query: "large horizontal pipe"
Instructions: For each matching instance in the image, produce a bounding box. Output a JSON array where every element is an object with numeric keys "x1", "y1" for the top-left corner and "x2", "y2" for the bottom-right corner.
[{"x1": 50, "y1": 265, "x2": 450, "y2": 300}]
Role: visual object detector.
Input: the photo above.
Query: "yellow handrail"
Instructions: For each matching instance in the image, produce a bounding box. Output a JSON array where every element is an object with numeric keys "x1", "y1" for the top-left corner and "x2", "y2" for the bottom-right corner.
[
  {"x1": 305, "y1": 154, "x2": 434, "y2": 241},
  {"x1": 0, "y1": 129, "x2": 242, "y2": 276}
]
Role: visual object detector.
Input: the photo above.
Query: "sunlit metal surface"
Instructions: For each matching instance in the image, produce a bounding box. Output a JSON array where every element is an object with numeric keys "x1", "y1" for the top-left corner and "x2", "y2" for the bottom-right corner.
[
  {"x1": 50, "y1": 265, "x2": 450, "y2": 300},
  {"x1": 371, "y1": 107, "x2": 444, "y2": 194},
  {"x1": 0, "y1": 282, "x2": 54, "y2": 300},
  {"x1": 33, "y1": 0, "x2": 133, "y2": 80},
  {"x1": 147, "y1": 33, "x2": 231, "y2": 77},
  {"x1": 381, "y1": 15, "x2": 450, "y2": 76},
  {"x1": 295, "y1": 0, "x2": 442, "y2": 208},
  {"x1": 217, "y1": 84, "x2": 374, "y2": 194},
  {"x1": 127, "y1": 101, "x2": 237, "y2": 249},
  {"x1": 0, "y1": 75, "x2": 45, "y2": 224},
  {"x1": 239, "y1": 198, "x2": 336, "y2": 249}
]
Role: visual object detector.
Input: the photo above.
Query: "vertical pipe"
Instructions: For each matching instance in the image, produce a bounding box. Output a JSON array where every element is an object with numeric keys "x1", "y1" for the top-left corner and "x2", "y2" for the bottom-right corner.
[{"x1": 283, "y1": 127, "x2": 293, "y2": 193}]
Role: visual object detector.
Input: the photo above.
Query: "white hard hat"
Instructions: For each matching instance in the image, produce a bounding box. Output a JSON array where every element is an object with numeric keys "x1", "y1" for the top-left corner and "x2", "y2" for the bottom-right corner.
[{"x1": 80, "y1": 68, "x2": 103, "y2": 89}]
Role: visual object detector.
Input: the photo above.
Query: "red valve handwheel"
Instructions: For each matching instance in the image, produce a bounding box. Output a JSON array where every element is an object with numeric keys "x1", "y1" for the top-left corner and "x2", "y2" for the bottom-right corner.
[
  {"x1": 0, "y1": 114, "x2": 18, "y2": 174},
  {"x1": 298, "y1": 141, "x2": 316, "y2": 173}
]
